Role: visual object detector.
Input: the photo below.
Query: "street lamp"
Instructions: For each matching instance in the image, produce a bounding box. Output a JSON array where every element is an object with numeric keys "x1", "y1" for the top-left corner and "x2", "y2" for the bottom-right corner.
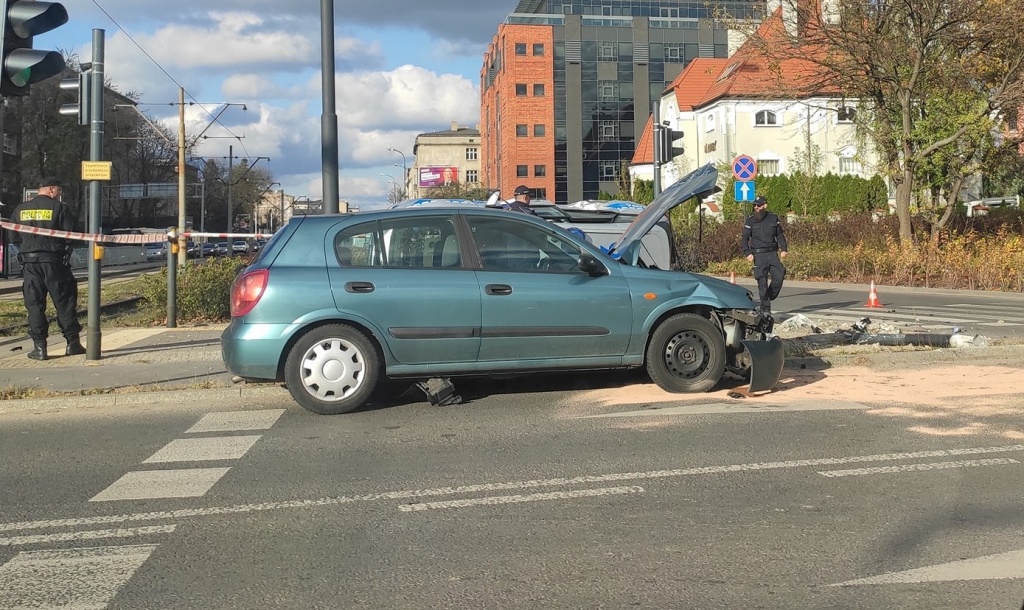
[
  {"x1": 387, "y1": 146, "x2": 407, "y2": 198},
  {"x1": 380, "y1": 172, "x2": 399, "y2": 204}
]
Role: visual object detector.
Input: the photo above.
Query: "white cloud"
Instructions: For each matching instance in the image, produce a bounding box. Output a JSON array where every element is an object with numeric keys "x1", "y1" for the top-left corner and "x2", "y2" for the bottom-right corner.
[{"x1": 335, "y1": 65, "x2": 479, "y2": 131}]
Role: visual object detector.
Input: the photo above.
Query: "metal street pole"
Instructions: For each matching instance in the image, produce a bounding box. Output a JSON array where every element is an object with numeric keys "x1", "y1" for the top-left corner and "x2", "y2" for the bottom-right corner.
[
  {"x1": 177, "y1": 86, "x2": 187, "y2": 266},
  {"x1": 321, "y1": 0, "x2": 339, "y2": 214},
  {"x1": 227, "y1": 144, "x2": 234, "y2": 256},
  {"x1": 387, "y1": 147, "x2": 407, "y2": 198},
  {"x1": 86, "y1": 29, "x2": 105, "y2": 360}
]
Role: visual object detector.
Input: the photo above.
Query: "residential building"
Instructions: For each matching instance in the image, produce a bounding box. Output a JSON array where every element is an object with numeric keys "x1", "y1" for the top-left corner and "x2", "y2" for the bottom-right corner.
[
  {"x1": 407, "y1": 121, "x2": 483, "y2": 199},
  {"x1": 632, "y1": 1, "x2": 881, "y2": 195},
  {"x1": 481, "y1": 0, "x2": 762, "y2": 204}
]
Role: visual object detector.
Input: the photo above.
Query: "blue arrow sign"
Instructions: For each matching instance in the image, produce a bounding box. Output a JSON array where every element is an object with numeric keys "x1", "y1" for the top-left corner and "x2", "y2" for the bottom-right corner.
[{"x1": 734, "y1": 181, "x2": 756, "y2": 202}]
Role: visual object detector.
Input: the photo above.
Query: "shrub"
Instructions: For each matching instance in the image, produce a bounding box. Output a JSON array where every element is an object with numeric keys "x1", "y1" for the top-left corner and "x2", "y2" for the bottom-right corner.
[{"x1": 139, "y1": 257, "x2": 246, "y2": 322}]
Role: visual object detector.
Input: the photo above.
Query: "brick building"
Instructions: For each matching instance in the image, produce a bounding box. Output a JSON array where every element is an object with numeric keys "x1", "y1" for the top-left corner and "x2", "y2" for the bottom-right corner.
[{"x1": 481, "y1": 0, "x2": 762, "y2": 204}]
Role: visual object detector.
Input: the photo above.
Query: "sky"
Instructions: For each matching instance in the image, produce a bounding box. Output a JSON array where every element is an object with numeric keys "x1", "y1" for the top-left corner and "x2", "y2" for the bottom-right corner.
[{"x1": 38, "y1": 0, "x2": 514, "y2": 210}]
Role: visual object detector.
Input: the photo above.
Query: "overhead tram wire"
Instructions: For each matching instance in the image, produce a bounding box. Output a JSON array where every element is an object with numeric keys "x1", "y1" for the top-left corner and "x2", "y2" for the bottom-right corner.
[{"x1": 88, "y1": 0, "x2": 246, "y2": 147}]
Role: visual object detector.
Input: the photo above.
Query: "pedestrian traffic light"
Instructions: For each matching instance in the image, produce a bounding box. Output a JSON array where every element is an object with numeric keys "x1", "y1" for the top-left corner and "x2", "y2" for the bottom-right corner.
[
  {"x1": 656, "y1": 124, "x2": 685, "y2": 163},
  {"x1": 0, "y1": 0, "x2": 69, "y2": 97},
  {"x1": 58, "y1": 67, "x2": 90, "y2": 124}
]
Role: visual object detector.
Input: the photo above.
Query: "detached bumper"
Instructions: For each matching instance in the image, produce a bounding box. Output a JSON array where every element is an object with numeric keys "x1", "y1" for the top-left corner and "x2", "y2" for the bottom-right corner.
[{"x1": 740, "y1": 337, "x2": 785, "y2": 393}]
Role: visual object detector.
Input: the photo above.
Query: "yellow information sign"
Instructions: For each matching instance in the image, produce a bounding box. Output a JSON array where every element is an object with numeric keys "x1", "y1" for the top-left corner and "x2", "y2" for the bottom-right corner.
[{"x1": 81, "y1": 161, "x2": 112, "y2": 181}]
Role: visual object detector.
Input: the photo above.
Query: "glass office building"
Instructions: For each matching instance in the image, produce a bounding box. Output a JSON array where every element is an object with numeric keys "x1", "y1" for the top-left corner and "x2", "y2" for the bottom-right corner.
[{"x1": 482, "y1": 0, "x2": 763, "y2": 203}]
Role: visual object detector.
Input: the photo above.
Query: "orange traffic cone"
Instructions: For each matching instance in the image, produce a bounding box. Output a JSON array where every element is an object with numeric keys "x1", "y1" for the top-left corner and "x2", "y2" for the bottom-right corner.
[
  {"x1": 729, "y1": 271, "x2": 736, "y2": 284},
  {"x1": 864, "y1": 280, "x2": 883, "y2": 308}
]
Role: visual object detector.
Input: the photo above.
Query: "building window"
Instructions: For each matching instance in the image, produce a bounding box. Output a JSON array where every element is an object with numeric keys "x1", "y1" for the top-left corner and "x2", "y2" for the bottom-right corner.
[
  {"x1": 838, "y1": 157, "x2": 861, "y2": 175},
  {"x1": 599, "y1": 121, "x2": 619, "y2": 140},
  {"x1": 599, "y1": 81, "x2": 618, "y2": 99},
  {"x1": 517, "y1": 165, "x2": 528, "y2": 178},
  {"x1": 534, "y1": 165, "x2": 546, "y2": 177},
  {"x1": 516, "y1": 124, "x2": 528, "y2": 137},
  {"x1": 758, "y1": 159, "x2": 781, "y2": 176},
  {"x1": 466, "y1": 147, "x2": 478, "y2": 160},
  {"x1": 2, "y1": 134, "x2": 15, "y2": 155},
  {"x1": 516, "y1": 83, "x2": 527, "y2": 96},
  {"x1": 535, "y1": 188, "x2": 547, "y2": 199},
  {"x1": 665, "y1": 43, "x2": 684, "y2": 61},
  {"x1": 534, "y1": 124, "x2": 546, "y2": 137},
  {"x1": 533, "y1": 43, "x2": 544, "y2": 56},
  {"x1": 755, "y1": 110, "x2": 778, "y2": 126},
  {"x1": 465, "y1": 170, "x2": 479, "y2": 184},
  {"x1": 533, "y1": 84, "x2": 545, "y2": 96},
  {"x1": 599, "y1": 42, "x2": 617, "y2": 60},
  {"x1": 705, "y1": 114, "x2": 716, "y2": 133},
  {"x1": 515, "y1": 43, "x2": 526, "y2": 56},
  {"x1": 837, "y1": 107, "x2": 856, "y2": 123},
  {"x1": 599, "y1": 162, "x2": 618, "y2": 180}
]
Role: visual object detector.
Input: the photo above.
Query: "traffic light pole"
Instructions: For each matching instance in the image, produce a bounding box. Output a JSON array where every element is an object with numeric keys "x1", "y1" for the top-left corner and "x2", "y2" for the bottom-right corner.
[
  {"x1": 85, "y1": 29, "x2": 104, "y2": 360},
  {"x1": 652, "y1": 102, "x2": 662, "y2": 197}
]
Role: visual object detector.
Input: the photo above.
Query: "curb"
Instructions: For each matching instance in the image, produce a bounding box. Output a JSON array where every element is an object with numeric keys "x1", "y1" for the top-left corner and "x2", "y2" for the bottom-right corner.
[{"x1": 0, "y1": 384, "x2": 289, "y2": 415}]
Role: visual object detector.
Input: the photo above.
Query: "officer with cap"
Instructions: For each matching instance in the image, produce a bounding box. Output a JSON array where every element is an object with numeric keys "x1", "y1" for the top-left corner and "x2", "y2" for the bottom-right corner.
[
  {"x1": 741, "y1": 195, "x2": 788, "y2": 318},
  {"x1": 504, "y1": 185, "x2": 538, "y2": 215},
  {"x1": 9, "y1": 176, "x2": 84, "y2": 360}
]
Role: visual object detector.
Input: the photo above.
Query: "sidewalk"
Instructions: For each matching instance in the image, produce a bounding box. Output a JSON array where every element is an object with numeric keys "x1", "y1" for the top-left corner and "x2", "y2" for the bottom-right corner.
[{"x1": 0, "y1": 323, "x2": 285, "y2": 414}]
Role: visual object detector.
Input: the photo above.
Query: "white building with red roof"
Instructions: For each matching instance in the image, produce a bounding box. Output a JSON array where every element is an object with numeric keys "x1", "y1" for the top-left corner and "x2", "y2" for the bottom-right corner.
[{"x1": 631, "y1": 0, "x2": 882, "y2": 194}]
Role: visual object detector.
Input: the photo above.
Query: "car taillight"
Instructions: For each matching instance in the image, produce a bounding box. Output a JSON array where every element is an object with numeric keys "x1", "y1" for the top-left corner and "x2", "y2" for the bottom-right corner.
[{"x1": 231, "y1": 269, "x2": 269, "y2": 317}]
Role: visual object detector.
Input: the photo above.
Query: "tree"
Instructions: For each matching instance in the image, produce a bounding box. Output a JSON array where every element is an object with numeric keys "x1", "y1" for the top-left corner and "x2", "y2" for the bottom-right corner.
[
  {"x1": 424, "y1": 181, "x2": 491, "y2": 200},
  {"x1": 729, "y1": 0, "x2": 1024, "y2": 243},
  {"x1": 788, "y1": 144, "x2": 825, "y2": 216}
]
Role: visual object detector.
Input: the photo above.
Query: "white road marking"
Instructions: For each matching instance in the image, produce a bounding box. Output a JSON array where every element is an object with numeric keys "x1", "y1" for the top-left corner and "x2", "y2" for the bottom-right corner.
[
  {"x1": 142, "y1": 436, "x2": 262, "y2": 463},
  {"x1": 399, "y1": 486, "x2": 644, "y2": 512},
  {"x1": 90, "y1": 468, "x2": 232, "y2": 502},
  {"x1": 186, "y1": 409, "x2": 286, "y2": 433},
  {"x1": 832, "y1": 549, "x2": 1024, "y2": 585},
  {"x1": 0, "y1": 525, "x2": 176, "y2": 547},
  {"x1": 0, "y1": 544, "x2": 159, "y2": 609},
  {"x1": 585, "y1": 400, "x2": 869, "y2": 417},
  {"x1": 818, "y1": 458, "x2": 1019, "y2": 477}
]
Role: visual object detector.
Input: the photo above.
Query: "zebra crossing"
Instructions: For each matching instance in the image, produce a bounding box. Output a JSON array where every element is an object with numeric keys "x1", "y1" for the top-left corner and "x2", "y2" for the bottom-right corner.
[{"x1": 0, "y1": 408, "x2": 286, "y2": 610}]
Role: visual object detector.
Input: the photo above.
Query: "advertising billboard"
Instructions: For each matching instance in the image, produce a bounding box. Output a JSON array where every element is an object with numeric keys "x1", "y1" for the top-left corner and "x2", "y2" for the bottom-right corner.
[{"x1": 419, "y1": 166, "x2": 458, "y2": 188}]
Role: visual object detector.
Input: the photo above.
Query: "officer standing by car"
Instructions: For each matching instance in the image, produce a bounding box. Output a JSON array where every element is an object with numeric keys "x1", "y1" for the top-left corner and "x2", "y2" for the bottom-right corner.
[
  {"x1": 8, "y1": 176, "x2": 84, "y2": 360},
  {"x1": 741, "y1": 195, "x2": 788, "y2": 318},
  {"x1": 504, "y1": 185, "x2": 538, "y2": 215}
]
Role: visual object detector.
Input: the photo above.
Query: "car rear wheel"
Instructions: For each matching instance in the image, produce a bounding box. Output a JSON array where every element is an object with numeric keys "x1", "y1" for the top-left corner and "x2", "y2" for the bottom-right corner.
[
  {"x1": 284, "y1": 324, "x2": 379, "y2": 415},
  {"x1": 646, "y1": 313, "x2": 726, "y2": 393}
]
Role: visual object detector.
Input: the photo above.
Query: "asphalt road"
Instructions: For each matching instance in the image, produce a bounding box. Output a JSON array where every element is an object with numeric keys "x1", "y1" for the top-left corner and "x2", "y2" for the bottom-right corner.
[{"x1": 2, "y1": 370, "x2": 1023, "y2": 609}]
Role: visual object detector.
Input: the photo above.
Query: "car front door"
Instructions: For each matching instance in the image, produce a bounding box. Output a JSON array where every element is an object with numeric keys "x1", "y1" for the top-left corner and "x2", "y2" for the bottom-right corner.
[
  {"x1": 467, "y1": 214, "x2": 632, "y2": 362},
  {"x1": 327, "y1": 214, "x2": 481, "y2": 365}
]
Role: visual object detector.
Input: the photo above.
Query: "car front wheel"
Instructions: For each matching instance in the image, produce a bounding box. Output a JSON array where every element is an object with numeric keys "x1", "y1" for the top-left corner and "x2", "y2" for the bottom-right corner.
[
  {"x1": 646, "y1": 313, "x2": 726, "y2": 393},
  {"x1": 284, "y1": 324, "x2": 379, "y2": 415}
]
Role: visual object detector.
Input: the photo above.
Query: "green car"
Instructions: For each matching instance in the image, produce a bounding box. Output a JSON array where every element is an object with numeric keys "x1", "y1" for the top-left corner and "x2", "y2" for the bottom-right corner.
[{"x1": 221, "y1": 164, "x2": 783, "y2": 415}]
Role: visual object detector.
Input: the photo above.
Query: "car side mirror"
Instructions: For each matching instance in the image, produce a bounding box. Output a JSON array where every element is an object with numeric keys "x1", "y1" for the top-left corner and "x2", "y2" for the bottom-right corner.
[{"x1": 579, "y1": 253, "x2": 608, "y2": 277}]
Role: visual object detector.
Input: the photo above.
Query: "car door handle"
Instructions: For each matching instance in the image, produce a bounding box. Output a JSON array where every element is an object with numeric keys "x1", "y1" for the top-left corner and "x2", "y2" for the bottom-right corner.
[
  {"x1": 345, "y1": 282, "x2": 375, "y2": 293},
  {"x1": 485, "y1": 284, "x2": 513, "y2": 296}
]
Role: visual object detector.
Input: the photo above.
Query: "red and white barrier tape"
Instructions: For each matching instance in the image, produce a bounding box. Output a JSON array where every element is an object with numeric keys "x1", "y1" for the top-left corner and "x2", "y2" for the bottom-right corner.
[{"x1": 2, "y1": 221, "x2": 273, "y2": 243}]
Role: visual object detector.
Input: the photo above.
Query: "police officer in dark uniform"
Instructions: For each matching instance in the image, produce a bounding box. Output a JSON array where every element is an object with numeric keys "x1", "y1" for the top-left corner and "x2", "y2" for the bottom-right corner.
[
  {"x1": 9, "y1": 176, "x2": 84, "y2": 360},
  {"x1": 741, "y1": 195, "x2": 788, "y2": 318},
  {"x1": 504, "y1": 185, "x2": 538, "y2": 215}
]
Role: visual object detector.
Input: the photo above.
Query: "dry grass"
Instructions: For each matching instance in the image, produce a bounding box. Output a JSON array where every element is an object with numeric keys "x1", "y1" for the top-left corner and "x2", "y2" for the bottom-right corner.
[{"x1": 0, "y1": 379, "x2": 224, "y2": 400}]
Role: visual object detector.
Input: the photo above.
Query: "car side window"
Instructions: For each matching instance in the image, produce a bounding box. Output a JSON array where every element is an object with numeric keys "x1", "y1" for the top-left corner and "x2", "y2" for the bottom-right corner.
[
  {"x1": 382, "y1": 215, "x2": 462, "y2": 269},
  {"x1": 335, "y1": 221, "x2": 383, "y2": 267},
  {"x1": 467, "y1": 216, "x2": 581, "y2": 273}
]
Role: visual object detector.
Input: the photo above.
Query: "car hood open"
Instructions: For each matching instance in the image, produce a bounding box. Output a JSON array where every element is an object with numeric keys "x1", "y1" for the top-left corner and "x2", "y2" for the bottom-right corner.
[{"x1": 607, "y1": 163, "x2": 720, "y2": 264}]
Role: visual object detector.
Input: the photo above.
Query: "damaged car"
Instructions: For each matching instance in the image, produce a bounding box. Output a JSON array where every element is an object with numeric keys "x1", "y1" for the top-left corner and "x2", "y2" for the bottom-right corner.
[{"x1": 221, "y1": 164, "x2": 783, "y2": 415}]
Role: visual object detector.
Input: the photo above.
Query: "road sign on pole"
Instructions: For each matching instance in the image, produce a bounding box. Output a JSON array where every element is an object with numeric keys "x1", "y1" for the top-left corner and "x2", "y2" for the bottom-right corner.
[
  {"x1": 734, "y1": 181, "x2": 756, "y2": 202},
  {"x1": 732, "y1": 155, "x2": 758, "y2": 181}
]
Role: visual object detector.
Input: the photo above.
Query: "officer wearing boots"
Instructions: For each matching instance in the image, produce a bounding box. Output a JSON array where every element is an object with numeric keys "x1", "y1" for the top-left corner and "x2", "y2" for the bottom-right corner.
[
  {"x1": 741, "y1": 195, "x2": 788, "y2": 318},
  {"x1": 9, "y1": 176, "x2": 84, "y2": 360}
]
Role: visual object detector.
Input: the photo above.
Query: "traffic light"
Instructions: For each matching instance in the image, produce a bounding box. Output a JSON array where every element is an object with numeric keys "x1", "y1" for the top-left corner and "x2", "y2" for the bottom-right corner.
[
  {"x1": 0, "y1": 0, "x2": 69, "y2": 97},
  {"x1": 656, "y1": 124, "x2": 684, "y2": 163},
  {"x1": 58, "y1": 67, "x2": 90, "y2": 124}
]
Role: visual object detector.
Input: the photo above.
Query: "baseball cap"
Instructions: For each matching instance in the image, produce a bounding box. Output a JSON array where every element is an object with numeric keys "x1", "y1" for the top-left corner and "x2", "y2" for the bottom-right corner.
[
  {"x1": 753, "y1": 195, "x2": 768, "y2": 206},
  {"x1": 513, "y1": 185, "x2": 531, "y2": 196},
  {"x1": 39, "y1": 176, "x2": 64, "y2": 188}
]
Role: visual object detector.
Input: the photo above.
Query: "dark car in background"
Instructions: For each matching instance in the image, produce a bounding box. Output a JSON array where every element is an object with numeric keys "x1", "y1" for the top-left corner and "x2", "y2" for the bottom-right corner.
[{"x1": 221, "y1": 165, "x2": 783, "y2": 415}]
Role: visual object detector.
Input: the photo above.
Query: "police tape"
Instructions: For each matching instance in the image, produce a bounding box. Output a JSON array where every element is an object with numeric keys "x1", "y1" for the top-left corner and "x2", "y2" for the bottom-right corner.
[{"x1": 1, "y1": 221, "x2": 273, "y2": 244}]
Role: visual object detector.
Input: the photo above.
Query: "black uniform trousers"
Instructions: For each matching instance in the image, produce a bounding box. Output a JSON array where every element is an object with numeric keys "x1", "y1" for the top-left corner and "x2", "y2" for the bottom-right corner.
[
  {"x1": 753, "y1": 251, "x2": 786, "y2": 310},
  {"x1": 22, "y1": 260, "x2": 81, "y2": 341}
]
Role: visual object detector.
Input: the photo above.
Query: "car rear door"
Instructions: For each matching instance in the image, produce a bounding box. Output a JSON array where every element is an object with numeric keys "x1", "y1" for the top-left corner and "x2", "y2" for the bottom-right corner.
[
  {"x1": 327, "y1": 213, "x2": 481, "y2": 365},
  {"x1": 466, "y1": 214, "x2": 632, "y2": 362}
]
